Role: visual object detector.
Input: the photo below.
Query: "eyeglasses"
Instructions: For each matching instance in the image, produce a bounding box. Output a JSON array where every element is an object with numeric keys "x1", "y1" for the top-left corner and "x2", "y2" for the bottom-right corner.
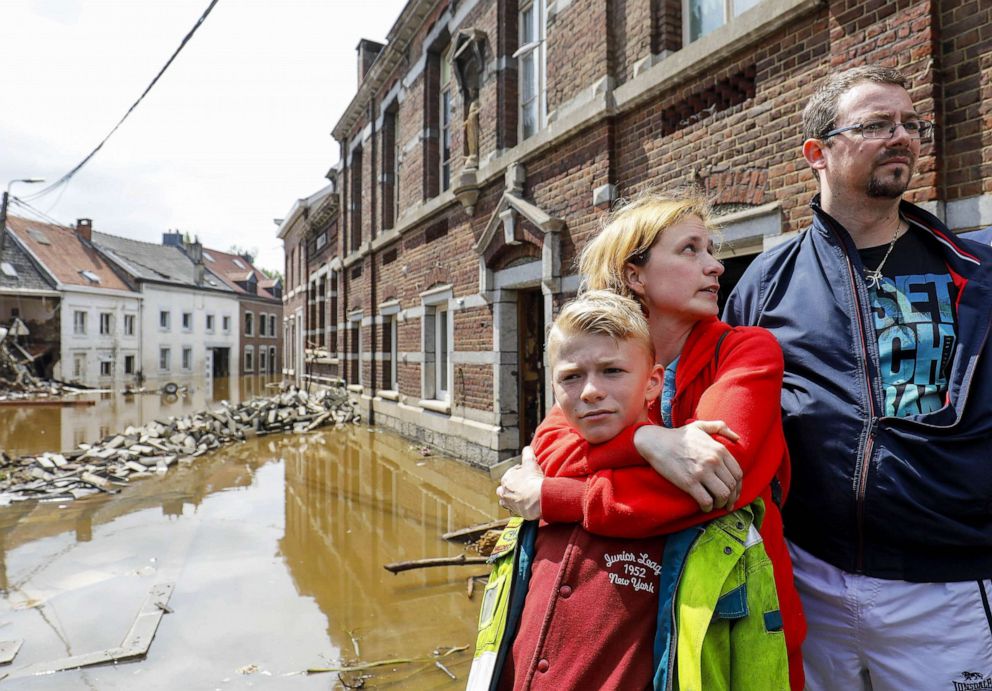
[{"x1": 822, "y1": 119, "x2": 934, "y2": 141}]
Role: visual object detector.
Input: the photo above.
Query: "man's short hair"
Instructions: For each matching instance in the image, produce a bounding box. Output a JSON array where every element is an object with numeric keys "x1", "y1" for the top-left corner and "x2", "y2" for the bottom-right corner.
[
  {"x1": 578, "y1": 190, "x2": 715, "y2": 305},
  {"x1": 546, "y1": 290, "x2": 655, "y2": 367},
  {"x1": 802, "y1": 66, "x2": 908, "y2": 141}
]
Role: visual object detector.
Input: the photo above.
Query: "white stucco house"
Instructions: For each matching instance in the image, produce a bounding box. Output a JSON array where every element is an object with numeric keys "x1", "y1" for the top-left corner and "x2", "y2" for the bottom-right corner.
[
  {"x1": 91, "y1": 229, "x2": 241, "y2": 385},
  {"x1": 7, "y1": 216, "x2": 142, "y2": 387}
]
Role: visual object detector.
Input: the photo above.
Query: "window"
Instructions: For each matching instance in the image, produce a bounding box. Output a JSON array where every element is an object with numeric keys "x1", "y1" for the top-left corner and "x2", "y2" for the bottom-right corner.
[
  {"x1": 124, "y1": 354, "x2": 135, "y2": 374},
  {"x1": 686, "y1": 0, "x2": 760, "y2": 43},
  {"x1": 422, "y1": 292, "x2": 452, "y2": 403},
  {"x1": 159, "y1": 347, "x2": 171, "y2": 371},
  {"x1": 245, "y1": 312, "x2": 254, "y2": 336},
  {"x1": 350, "y1": 147, "x2": 363, "y2": 254},
  {"x1": 159, "y1": 310, "x2": 170, "y2": 330},
  {"x1": 73, "y1": 353, "x2": 86, "y2": 378},
  {"x1": 182, "y1": 312, "x2": 192, "y2": 331},
  {"x1": 440, "y1": 56, "x2": 453, "y2": 192},
  {"x1": 124, "y1": 314, "x2": 135, "y2": 336},
  {"x1": 99, "y1": 312, "x2": 112, "y2": 335},
  {"x1": 269, "y1": 315, "x2": 276, "y2": 339},
  {"x1": 100, "y1": 359, "x2": 112, "y2": 377},
  {"x1": 182, "y1": 346, "x2": 192, "y2": 370},
  {"x1": 244, "y1": 346, "x2": 254, "y2": 373},
  {"x1": 349, "y1": 313, "x2": 362, "y2": 386},
  {"x1": 258, "y1": 313, "x2": 267, "y2": 337},
  {"x1": 206, "y1": 314, "x2": 215, "y2": 332},
  {"x1": 73, "y1": 310, "x2": 87, "y2": 335},
  {"x1": 382, "y1": 312, "x2": 398, "y2": 391},
  {"x1": 259, "y1": 347, "x2": 268, "y2": 373},
  {"x1": 269, "y1": 346, "x2": 277, "y2": 374},
  {"x1": 382, "y1": 106, "x2": 401, "y2": 230},
  {"x1": 222, "y1": 315, "x2": 230, "y2": 332},
  {"x1": 518, "y1": 0, "x2": 547, "y2": 140}
]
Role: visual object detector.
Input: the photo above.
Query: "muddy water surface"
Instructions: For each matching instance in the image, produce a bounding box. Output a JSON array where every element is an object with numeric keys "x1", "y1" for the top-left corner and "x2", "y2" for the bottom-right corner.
[
  {"x1": 0, "y1": 418, "x2": 499, "y2": 689},
  {"x1": 0, "y1": 375, "x2": 281, "y2": 458}
]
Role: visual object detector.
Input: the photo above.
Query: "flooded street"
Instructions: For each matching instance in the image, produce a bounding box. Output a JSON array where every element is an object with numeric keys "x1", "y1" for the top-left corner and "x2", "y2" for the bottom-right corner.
[
  {"x1": 0, "y1": 375, "x2": 282, "y2": 458},
  {"x1": 0, "y1": 379, "x2": 500, "y2": 689}
]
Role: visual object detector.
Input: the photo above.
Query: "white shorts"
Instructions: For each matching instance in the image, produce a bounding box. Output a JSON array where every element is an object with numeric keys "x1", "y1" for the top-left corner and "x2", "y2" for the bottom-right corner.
[{"x1": 789, "y1": 541, "x2": 992, "y2": 691}]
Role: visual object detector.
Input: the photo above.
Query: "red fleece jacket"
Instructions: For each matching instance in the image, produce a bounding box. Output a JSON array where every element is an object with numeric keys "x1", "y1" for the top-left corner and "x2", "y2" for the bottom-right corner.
[{"x1": 532, "y1": 317, "x2": 806, "y2": 690}]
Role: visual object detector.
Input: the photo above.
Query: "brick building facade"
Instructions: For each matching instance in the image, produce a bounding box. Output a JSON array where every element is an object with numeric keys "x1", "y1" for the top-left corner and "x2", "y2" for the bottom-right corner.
[{"x1": 288, "y1": 0, "x2": 991, "y2": 466}]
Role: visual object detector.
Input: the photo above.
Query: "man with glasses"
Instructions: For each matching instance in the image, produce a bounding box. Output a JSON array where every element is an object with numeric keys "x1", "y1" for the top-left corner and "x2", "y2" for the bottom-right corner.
[{"x1": 725, "y1": 66, "x2": 992, "y2": 690}]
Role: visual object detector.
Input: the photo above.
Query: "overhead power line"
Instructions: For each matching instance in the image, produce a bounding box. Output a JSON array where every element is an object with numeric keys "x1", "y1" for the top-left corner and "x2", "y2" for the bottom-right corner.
[{"x1": 28, "y1": 0, "x2": 221, "y2": 201}]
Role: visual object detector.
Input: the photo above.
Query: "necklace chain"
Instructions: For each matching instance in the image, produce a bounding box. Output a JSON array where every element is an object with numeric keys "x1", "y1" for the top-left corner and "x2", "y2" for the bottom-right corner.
[{"x1": 863, "y1": 220, "x2": 904, "y2": 289}]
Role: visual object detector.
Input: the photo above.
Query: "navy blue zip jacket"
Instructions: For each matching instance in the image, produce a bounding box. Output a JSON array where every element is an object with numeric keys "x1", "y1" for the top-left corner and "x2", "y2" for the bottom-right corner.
[{"x1": 724, "y1": 196, "x2": 992, "y2": 581}]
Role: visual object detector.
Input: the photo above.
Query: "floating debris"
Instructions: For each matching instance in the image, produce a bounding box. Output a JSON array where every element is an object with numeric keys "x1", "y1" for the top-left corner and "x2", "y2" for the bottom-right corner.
[
  {"x1": 305, "y1": 644, "x2": 468, "y2": 675},
  {"x1": 0, "y1": 385, "x2": 359, "y2": 504}
]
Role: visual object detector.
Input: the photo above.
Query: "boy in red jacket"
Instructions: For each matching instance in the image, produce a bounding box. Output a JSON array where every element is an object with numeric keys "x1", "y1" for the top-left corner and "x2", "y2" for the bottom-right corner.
[{"x1": 488, "y1": 289, "x2": 668, "y2": 690}]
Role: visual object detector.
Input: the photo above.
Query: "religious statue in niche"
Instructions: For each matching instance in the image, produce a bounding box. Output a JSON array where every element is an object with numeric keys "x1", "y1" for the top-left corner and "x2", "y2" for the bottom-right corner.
[
  {"x1": 452, "y1": 29, "x2": 486, "y2": 171},
  {"x1": 464, "y1": 84, "x2": 481, "y2": 169}
]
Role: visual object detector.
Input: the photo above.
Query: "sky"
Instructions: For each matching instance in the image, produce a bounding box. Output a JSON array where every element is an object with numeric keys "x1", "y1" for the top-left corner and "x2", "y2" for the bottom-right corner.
[{"x1": 0, "y1": 0, "x2": 409, "y2": 274}]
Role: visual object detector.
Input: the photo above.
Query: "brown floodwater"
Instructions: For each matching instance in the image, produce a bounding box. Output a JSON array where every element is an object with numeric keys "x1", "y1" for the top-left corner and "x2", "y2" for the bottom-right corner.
[
  {"x1": 0, "y1": 399, "x2": 500, "y2": 689},
  {"x1": 0, "y1": 375, "x2": 283, "y2": 458}
]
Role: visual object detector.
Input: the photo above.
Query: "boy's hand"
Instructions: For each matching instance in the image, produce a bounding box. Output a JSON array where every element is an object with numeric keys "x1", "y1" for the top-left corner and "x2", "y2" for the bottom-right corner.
[
  {"x1": 633, "y1": 421, "x2": 743, "y2": 512},
  {"x1": 496, "y1": 447, "x2": 544, "y2": 520}
]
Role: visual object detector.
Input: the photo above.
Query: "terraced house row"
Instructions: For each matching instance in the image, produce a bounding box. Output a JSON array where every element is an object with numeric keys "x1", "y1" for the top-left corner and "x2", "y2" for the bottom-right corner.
[
  {"x1": 0, "y1": 217, "x2": 283, "y2": 387},
  {"x1": 279, "y1": 0, "x2": 992, "y2": 466}
]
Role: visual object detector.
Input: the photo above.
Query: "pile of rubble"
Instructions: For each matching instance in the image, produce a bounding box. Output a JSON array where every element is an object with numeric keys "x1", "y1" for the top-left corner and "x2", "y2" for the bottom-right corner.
[{"x1": 0, "y1": 386, "x2": 359, "y2": 504}]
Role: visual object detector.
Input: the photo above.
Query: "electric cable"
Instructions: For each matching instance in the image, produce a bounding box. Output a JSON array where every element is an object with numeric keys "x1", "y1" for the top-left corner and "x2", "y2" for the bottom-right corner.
[{"x1": 25, "y1": 0, "x2": 221, "y2": 202}]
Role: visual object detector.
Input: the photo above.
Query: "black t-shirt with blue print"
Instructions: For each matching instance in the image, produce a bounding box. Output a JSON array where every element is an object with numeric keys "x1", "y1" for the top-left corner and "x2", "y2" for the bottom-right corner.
[{"x1": 859, "y1": 223, "x2": 958, "y2": 417}]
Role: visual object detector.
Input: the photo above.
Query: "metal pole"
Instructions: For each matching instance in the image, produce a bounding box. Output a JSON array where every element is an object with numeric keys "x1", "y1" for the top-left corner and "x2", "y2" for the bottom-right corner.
[{"x1": 0, "y1": 190, "x2": 9, "y2": 258}]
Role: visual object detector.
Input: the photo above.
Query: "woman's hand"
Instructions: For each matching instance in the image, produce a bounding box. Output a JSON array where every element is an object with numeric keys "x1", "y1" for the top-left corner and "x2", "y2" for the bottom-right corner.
[
  {"x1": 633, "y1": 421, "x2": 743, "y2": 512},
  {"x1": 496, "y1": 447, "x2": 544, "y2": 520}
]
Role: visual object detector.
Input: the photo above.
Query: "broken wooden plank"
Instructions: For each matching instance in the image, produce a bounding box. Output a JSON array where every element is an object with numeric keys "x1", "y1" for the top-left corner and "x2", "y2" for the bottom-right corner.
[
  {"x1": 441, "y1": 518, "x2": 510, "y2": 543},
  {"x1": 383, "y1": 554, "x2": 489, "y2": 574},
  {"x1": 0, "y1": 639, "x2": 23, "y2": 665},
  {"x1": 5, "y1": 583, "x2": 173, "y2": 679}
]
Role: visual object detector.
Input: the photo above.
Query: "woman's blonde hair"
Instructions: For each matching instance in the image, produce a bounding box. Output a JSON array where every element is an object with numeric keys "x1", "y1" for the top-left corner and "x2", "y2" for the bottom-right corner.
[
  {"x1": 578, "y1": 191, "x2": 715, "y2": 302},
  {"x1": 546, "y1": 290, "x2": 654, "y2": 367}
]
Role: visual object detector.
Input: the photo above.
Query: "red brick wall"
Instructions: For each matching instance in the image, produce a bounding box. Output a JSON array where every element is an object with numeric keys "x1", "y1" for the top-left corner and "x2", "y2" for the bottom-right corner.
[
  {"x1": 546, "y1": 0, "x2": 608, "y2": 113},
  {"x1": 939, "y1": 0, "x2": 992, "y2": 201},
  {"x1": 310, "y1": 0, "x2": 991, "y2": 461}
]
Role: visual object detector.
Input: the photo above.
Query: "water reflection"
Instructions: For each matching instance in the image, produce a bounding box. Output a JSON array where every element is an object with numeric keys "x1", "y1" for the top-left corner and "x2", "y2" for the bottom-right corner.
[
  {"x1": 0, "y1": 424, "x2": 499, "y2": 689},
  {"x1": 0, "y1": 374, "x2": 283, "y2": 457}
]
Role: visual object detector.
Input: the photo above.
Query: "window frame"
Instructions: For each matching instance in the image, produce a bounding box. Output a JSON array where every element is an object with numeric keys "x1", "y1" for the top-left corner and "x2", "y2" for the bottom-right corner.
[
  {"x1": 439, "y1": 54, "x2": 453, "y2": 192},
  {"x1": 73, "y1": 352, "x2": 86, "y2": 378},
  {"x1": 683, "y1": 0, "x2": 761, "y2": 44},
  {"x1": 420, "y1": 287, "x2": 453, "y2": 406},
  {"x1": 159, "y1": 347, "x2": 171, "y2": 371},
  {"x1": 99, "y1": 312, "x2": 112, "y2": 336},
  {"x1": 516, "y1": 0, "x2": 547, "y2": 141},
  {"x1": 182, "y1": 346, "x2": 193, "y2": 371},
  {"x1": 73, "y1": 310, "x2": 87, "y2": 335},
  {"x1": 244, "y1": 345, "x2": 255, "y2": 373},
  {"x1": 124, "y1": 313, "x2": 136, "y2": 336},
  {"x1": 245, "y1": 311, "x2": 254, "y2": 337},
  {"x1": 159, "y1": 309, "x2": 171, "y2": 331}
]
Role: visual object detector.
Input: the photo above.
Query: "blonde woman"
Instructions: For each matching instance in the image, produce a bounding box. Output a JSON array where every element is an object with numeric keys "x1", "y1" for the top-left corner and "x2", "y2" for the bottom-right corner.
[{"x1": 498, "y1": 193, "x2": 806, "y2": 689}]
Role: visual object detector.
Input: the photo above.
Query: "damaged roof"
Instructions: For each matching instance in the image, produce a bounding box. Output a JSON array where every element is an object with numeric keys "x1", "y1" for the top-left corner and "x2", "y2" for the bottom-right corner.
[
  {"x1": 6, "y1": 216, "x2": 133, "y2": 292},
  {"x1": 92, "y1": 231, "x2": 232, "y2": 292},
  {"x1": 201, "y1": 246, "x2": 280, "y2": 300},
  {"x1": 0, "y1": 232, "x2": 57, "y2": 293}
]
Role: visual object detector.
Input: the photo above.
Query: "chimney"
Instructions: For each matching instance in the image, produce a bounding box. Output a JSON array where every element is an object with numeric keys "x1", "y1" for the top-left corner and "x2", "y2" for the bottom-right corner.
[
  {"x1": 188, "y1": 240, "x2": 205, "y2": 286},
  {"x1": 357, "y1": 39, "x2": 385, "y2": 84},
  {"x1": 76, "y1": 218, "x2": 93, "y2": 242},
  {"x1": 162, "y1": 230, "x2": 183, "y2": 247}
]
